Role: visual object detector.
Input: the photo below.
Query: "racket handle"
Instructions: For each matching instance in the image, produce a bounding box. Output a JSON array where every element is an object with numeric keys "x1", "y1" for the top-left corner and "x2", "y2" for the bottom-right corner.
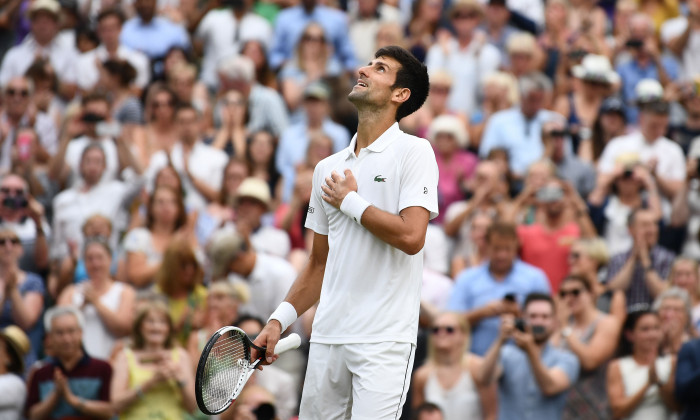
[{"x1": 274, "y1": 334, "x2": 301, "y2": 354}]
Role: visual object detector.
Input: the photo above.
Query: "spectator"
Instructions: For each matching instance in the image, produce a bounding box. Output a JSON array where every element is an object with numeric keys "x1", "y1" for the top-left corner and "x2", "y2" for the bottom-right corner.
[
  {"x1": 209, "y1": 89, "x2": 248, "y2": 158},
  {"x1": 194, "y1": 0, "x2": 271, "y2": 90},
  {"x1": 348, "y1": 0, "x2": 401, "y2": 66},
  {"x1": 412, "y1": 312, "x2": 497, "y2": 420},
  {"x1": 122, "y1": 186, "x2": 189, "y2": 289},
  {"x1": 133, "y1": 84, "x2": 179, "y2": 167},
  {"x1": 478, "y1": 293, "x2": 580, "y2": 419},
  {"x1": 98, "y1": 59, "x2": 143, "y2": 126},
  {"x1": 413, "y1": 402, "x2": 445, "y2": 420},
  {"x1": 146, "y1": 104, "x2": 228, "y2": 211},
  {"x1": 447, "y1": 222, "x2": 550, "y2": 355},
  {"x1": 25, "y1": 306, "x2": 113, "y2": 419},
  {"x1": 479, "y1": 72, "x2": 562, "y2": 178},
  {"x1": 663, "y1": 0, "x2": 700, "y2": 81},
  {"x1": 668, "y1": 258, "x2": 700, "y2": 331},
  {"x1": 57, "y1": 237, "x2": 136, "y2": 360},
  {"x1": 607, "y1": 308, "x2": 677, "y2": 420},
  {"x1": 245, "y1": 130, "x2": 281, "y2": 203},
  {"x1": 606, "y1": 208, "x2": 675, "y2": 306},
  {"x1": 553, "y1": 275, "x2": 620, "y2": 419},
  {"x1": 580, "y1": 96, "x2": 628, "y2": 164},
  {"x1": 76, "y1": 8, "x2": 150, "y2": 92},
  {"x1": 426, "y1": 0, "x2": 500, "y2": 116},
  {"x1": 504, "y1": 158, "x2": 556, "y2": 223},
  {"x1": 0, "y1": 173, "x2": 50, "y2": 273},
  {"x1": 229, "y1": 384, "x2": 279, "y2": 420},
  {"x1": 667, "y1": 81, "x2": 700, "y2": 154},
  {"x1": 450, "y1": 211, "x2": 493, "y2": 276},
  {"x1": 0, "y1": 325, "x2": 29, "y2": 417},
  {"x1": 542, "y1": 120, "x2": 596, "y2": 198},
  {"x1": 468, "y1": 71, "x2": 519, "y2": 151},
  {"x1": 120, "y1": 0, "x2": 190, "y2": 62},
  {"x1": 504, "y1": 33, "x2": 540, "y2": 79},
  {"x1": 675, "y1": 337, "x2": 700, "y2": 420},
  {"x1": 538, "y1": 0, "x2": 572, "y2": 81},
  {"x1": 167, "y1": 62, "x2": 211, "y2": 118},
  {"x1": 426, "y1": 115, "x2": 478, "y2": 223},
  {"x1": 206, "y1": 158, "x2": 247, "y2": 226},
  {"x1": 110, "y1": 301, "x2": 196, "y2": 419},
  {"x1": 405, "y1": 0, "x2": 444, "y2": 62},
  {"x1": 481, "y1": 0, "x2": 517, "y2": 59},
  {"x1": 208, "y1": 229, "x2": 294, "y2": 321},
  {"x1": 653, "y1": 287, "x2": 694, "y2": 354},
  {"x1": 241, "y1": 40, "x2": 278, "y2": 90}
]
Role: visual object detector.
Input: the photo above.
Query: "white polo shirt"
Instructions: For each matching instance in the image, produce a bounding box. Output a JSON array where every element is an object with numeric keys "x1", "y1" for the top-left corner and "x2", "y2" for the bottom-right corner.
[
  {"x1": 598, "y1": 131, "x2": 686, "y2": 181},
  {"x1": 305, "y1": 122, "x2": 439, "y2": 345}
]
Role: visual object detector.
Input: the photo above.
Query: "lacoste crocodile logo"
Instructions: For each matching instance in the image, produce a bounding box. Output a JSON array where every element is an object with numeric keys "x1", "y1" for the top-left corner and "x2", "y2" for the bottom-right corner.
[{"x1": 374, "y1": 175, "x2": 387, "y2": 182}]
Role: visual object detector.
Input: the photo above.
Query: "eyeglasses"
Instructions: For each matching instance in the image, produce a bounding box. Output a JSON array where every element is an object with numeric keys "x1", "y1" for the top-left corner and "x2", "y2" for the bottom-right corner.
[
  {"x1": 302, "y1": 34, "x2": 325, "y2": 43},
  {"x1": 0, "y1": 238, "x2": 20, "y2": 246},
  {"x1": 453, "y1": 11, "x2": 479, "y2": 19},
  {"x1": 6, "y1": 88, "x2": 29, "y2": 98},
  {"x1": 431, "y1": 326, "x2": 456, "y2": 334},
  {"x1": 559, "y1": 288, "x2": 582, "y2": 298},
  {"x1": 0, "y1": 187, "x2": 24, "y2": 195}
]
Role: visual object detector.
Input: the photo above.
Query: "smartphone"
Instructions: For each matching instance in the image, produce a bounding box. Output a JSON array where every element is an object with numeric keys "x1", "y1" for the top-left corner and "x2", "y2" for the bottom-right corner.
[
  {"x1": 16, "y1": 133, "x2": 32, "y2": 161},
  {"x1": 503, "y1": 293, "x2": 516, "y2": 302},
  {"x1": 96, "y1": 121, "x2": 121, "y2": 139},
  {"x1": 514, "y1": 318, "x2": 527, "y2": 332}
]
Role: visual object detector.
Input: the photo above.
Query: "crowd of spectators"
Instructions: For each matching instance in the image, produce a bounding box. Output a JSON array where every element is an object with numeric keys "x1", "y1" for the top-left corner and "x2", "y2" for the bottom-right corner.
[{"x1": 4, "y1": 0, "x2": 700, "y2": 417}]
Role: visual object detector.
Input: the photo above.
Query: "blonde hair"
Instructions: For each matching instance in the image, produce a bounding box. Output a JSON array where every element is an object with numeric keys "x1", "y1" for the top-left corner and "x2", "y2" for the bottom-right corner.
[
  {"x1": 131, "y1": 301, "x2": 175, "y2": 350},
  {"x1": 669, "y1": 258, "x2": 700, "y2": 298},
  {"x1": 506, "y1": 32, "x2": 537, "y2": 55},
  {"x1": 209, "y1": 281, "x2": 250, "y2": 304},
  {"x1": 483, "y1": 71, "x2": 520, "y2": 106},
  {"x1": 81, "y1": 214, "x2": 113, "y2": 236},
  {"x1": 169, "y1": 62, "x2": 197, "y2": 82},
  {"x1": 575, "y1": 238, "x2": 610, "y2": 267},
  {"x1": 427, "y1": 312, "x2": 470, "y2": 364}
]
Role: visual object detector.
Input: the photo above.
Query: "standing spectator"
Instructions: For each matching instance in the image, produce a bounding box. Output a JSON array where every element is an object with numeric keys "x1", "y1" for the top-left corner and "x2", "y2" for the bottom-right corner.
[
  {"x1": 553, "y1": 275, "x2": 620, "y2": 420},
  {"x1": 675, "y1": 337, "x2": 700, "y2": 420},
  {"x1": 607, "y1": 309, "x2": 677, "y2": 420},
  {"x1": 120, "y1": 0, "x2": 190, "y2": 62},
  {"x1": 606, "y1": 208, "x2": 676, "y2": 307},
  {"x1": 0, "y1": 325, "x2": 29, "y2": 417},
  {"x1": 57, "y1": 238, "x2": 136, "y2": 360},
  {"x1": 653, "y1": 288, "x2": 694, "y2": 355},
  {"x1": 478, "y1": 294, "x2": 580, "y2": 419},
  {"x1": 110, "y1": 301, "x2": 196, "y2": 419},
  {"x1": 447, "y1": 222, "x2": 550, "y2": 355},
  {"x1": 245, "y1": 130, "x2": 280, "y2": 200},
  {"x1": 412, "y1": 312, "x2": 497, "y2": 420},
  {"x1": 25, "y1": 306, "x2": 113, "y2": 419},
  {"x1": 425, "y1": 0, "x2": 501, "y2": 116},
  {"x1": 268, "y1": 0, "x2": 356, "y2": 72},
  {"x1": 194, "y1": 0, "x2": 272, "y2": 90},
  {"x1": 542, "y1": 120, "x2": 596, "y2": 198},
  {"x1": 580, "y1": 96, "x2": 628, "y2": 164},
  {"x1": 668, "y1": 258, "x2": 700, "y2": 331}
]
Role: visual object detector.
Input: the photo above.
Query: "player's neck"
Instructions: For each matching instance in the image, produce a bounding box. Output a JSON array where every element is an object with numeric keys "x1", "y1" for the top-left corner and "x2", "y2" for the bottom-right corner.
[{"x1": 354, "y1": 109, "x2": 396, "y2": 154}]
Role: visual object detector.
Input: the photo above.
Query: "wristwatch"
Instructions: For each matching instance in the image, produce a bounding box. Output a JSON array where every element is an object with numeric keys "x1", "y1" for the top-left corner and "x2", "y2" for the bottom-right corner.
[{"x1": 561, "y1": 327, "x2": 573, "y2": 339}]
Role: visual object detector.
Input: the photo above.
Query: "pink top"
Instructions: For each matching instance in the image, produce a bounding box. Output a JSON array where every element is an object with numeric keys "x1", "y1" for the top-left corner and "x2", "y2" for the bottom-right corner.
[
  {"x1": 518, "y1": 222, "x2": 581, "y2": 293},
  {"x1": 434, "y1": 149, "x2": 478, "y2": 223}
]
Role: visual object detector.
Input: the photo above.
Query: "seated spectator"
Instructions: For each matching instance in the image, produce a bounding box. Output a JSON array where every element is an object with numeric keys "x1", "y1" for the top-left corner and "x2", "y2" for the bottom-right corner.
[
  {"x1": 504, "y1": 32, "x2": 540, "y2": 79},
  {"x1": 426, "y1": 115, "x2": 478, "y2": 223},
  {"x1": 568, "y1": 238, "x2": 627, "y2": 324},
  {"x1": 111, "y1": 301, "x2": 196, "y2": 419},
  {"x1": 0, "y1": 325, "x2": 29, "y2": 416},
  {"x1": 675, "y1": 337, "x2": 700, "y2": 420},
  {"x1": 447, "y1": 222, "x2": 550, "y2": 355},
  {"x1": 120, "y1": 0, "x2": 189, "y2": 62},
  {"x1": 607, "y1": 308, "x2": 677, "y2": 420},
  {"x1": 552, "y1": 275, "x2": 620, "y2": 419},
  {"x1": 653, "y1": 288, "x2": 694, "y2": 354},
  {"x1": 413, "y1": 402, "x2": 445, "y2": 420},
  {"x1": 450, "y1": 211, "x2": 493, "y2": 277},
  {"x1": 580, "y1": 96, "x2": 628, "y2": 164},
  {"x1": 98, "y1": 59, "x2": 143, "y2": 127},
  {"x1": 412, "y1": 312, "x2": 496, "y2": 420},
  {"x1": 208, "y1": 230, "x2": 295, "y2": 320},
  {"x1": 477, "y1": 293, "x2": 580, "y2": 419},
  {"x1": 154, "y1": 239, "x2": 207, "y2": 346},
  {"x1": 0, "y1": 173, "x2": 50, "y2": 273},
  {"x1": 208, "y1": 89, "x2": 248, "y2": 158},
  {"x1": 0, "y1": 227, "x2": 44, "y2": 367},
  {"x1": 606, "y1": 208, "x2": 675, "y2": 307},
  {"x1": 206, "y1": 158, "x2": 248, "y2": 226},
  {"x1": 542, "y1": 120, "x2": 596, "y2": 198},
  {"x1": 25, "y1": 306, "x2": 113, "y2": 419},
  {"x1": 58, "y1": 238, "x2": 136, "y2": 360},
  {"x1": 668, "y1": 258, "x2": 700, "y2": 331},
  {"x1": 121, "y1": 186, "x2": 189, "y2": 289},
  {"x1": 245, "y1": 130, "x2": 281, "y2": 204}
]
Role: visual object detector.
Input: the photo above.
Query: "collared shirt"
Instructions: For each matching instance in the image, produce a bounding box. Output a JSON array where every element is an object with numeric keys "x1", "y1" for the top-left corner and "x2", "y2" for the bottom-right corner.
[
  {"x1": 305, "y1": 122, "x2": 439, "y2": 345},
  {"x1": 479, "y1": 107, "x2": 563, "y2": 176},
  {"x1": 269, "y1": 5, "x2": 356, "y2": 70},
  {"x1": 276, "y1": 117, "x2": 350, "y2": 202},
  {"x1": 76, "y1": 44, "x2": 151, "y2": 90},
  {"x1": 425, "y1": 36, "x2": 501, "y2": 115},
  {"x1": 0, "y1": 35, "x2": 79, "y2": 86},
  {"x1": 120, "y1": 16, "x2": 189, "y2": 59},
  {"x1": 616, "y1": 57, "x2": 679, "y2": 123},
  {"x1": 606, "y1": 245, "x2": 675, "y2": 306},
  {"x1": 498, "y1": 342, "x2": 580, "y2": 420},
  {"x1": 447, "y1": 260, "x2": 551, "y2": 355}
]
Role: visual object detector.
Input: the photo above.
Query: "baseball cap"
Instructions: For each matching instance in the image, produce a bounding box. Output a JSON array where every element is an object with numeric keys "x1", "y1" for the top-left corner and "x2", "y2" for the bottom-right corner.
[
  {"x1": 600, "y1": 96, "x2": 626, "y2": 116},
  {"x1": 235, "y1": 177, "x2": 271, "y2": 209},
  {"x1": 207, "y1": 230, "x2": 248, "y2": 280},
  {"x1": 303, "y1": 81, "x2": 330, "y2": 101},
  {"x1": 29, "y1": 0, "x2": 61, "y2": 17}
]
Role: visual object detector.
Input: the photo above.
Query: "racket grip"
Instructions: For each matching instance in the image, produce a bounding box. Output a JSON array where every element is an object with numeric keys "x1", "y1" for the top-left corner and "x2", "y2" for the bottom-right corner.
[{"x1": 274, "y1": 334, "x2": 301, "y2": 354}]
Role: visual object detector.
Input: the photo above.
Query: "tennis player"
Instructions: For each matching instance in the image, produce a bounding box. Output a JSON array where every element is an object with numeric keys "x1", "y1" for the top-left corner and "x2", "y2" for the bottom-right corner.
[{"x1": 254, "y1": 46, "x2": 437, "y2": 419}]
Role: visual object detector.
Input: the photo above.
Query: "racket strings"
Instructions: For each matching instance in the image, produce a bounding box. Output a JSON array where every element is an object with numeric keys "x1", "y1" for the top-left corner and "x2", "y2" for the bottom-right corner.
[{"x1": 201, "y1": 333, "x2": 249, "y2": 411}]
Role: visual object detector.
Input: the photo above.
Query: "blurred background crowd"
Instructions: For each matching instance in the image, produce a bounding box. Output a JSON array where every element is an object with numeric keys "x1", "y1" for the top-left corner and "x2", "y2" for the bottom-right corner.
[{"x1": 2, "y1": 0, "x2": 700, "y2": 417}]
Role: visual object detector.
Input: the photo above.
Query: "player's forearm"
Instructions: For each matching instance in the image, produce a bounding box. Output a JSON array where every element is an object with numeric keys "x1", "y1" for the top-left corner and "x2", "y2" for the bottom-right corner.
[
  {"x1": 360, "y1": 206, "x2": 428, "y2": 255},
  {"x1": 284, "y1": 254, "x2": 326, "y2": 317}
]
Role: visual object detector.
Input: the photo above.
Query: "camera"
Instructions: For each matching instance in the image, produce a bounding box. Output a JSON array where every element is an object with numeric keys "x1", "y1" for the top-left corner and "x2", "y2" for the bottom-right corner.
[
  {"x1": 514, "y1": 318, "x2": 527, "y2": 332},
  {"x1": 625, "y1": 39, "x2": 644, "y2": 49},
  {"x1": 1, "y1": 196, "x2": 28, "y2": 209},
  {"x1": 623, "y1": 168, "x2": 634, "y2": 179}
]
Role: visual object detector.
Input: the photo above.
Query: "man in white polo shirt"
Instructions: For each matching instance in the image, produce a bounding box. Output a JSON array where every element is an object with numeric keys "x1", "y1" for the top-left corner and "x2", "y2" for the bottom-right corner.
[{"x1": 254, "y1": 46, "x2": 437, "y2": 419}]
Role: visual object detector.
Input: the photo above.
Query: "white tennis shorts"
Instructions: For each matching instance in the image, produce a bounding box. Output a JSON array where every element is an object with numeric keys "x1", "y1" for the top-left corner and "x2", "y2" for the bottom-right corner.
[{"x1": 298, "y1": 342, "x2": 415, "y2": 420}]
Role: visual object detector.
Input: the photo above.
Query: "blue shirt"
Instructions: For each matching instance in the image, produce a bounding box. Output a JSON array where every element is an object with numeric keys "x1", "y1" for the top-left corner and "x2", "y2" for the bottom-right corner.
[
  {"x1": 269, "y1": 5, "x2": 356, "y2": 70},
  {"x1": 616, "y1": 57, "x2": 680, "y2": 123},
  {"x1": 0, "y1": 272, "x2": 44, "y2": 371},
  {"x1": 120, "y1": 17, "x2": 189, "y2": 59},
  {"x1": 479, "y1": 107, "x2": 563, "y2": 176},
  {"x1": 498, "y1": 343, "x2": 580, "y2": 420},
  {"x1": 675, "y1": 338, "x2": 700, "y2": 420},
  {"x1": 447, "y1": 261, "x2": 550, "y2": 355},
  {"x1": 276, "y1": 117, "x2": 350, "y2": 202}
]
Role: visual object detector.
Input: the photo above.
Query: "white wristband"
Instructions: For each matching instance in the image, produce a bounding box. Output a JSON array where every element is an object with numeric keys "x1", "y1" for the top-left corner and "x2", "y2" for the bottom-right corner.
[
  {"x1": 340, "y1": 191, "x2": 370, "y2": 225},
  {"x1": 268, "y1": 302, "x2": 298, "y2": 333}
]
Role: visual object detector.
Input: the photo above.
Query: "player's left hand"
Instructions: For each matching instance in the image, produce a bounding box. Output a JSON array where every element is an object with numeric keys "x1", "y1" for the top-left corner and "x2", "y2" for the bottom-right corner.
[{"x1": 321, "y1": 169, "x2": 358, "y2": 209}]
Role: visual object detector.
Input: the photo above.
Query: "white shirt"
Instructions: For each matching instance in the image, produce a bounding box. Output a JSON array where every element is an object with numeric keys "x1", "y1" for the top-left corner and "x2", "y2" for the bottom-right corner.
[
  {"x1": 146, "y1": 141, "x2": 228, "y2": 210},
  {"x1": 0, "y1": 374, "x2": 26, "y2": 420},
  {"x1": 64, "y1": 136, "x2": 120, "y2": 187},
  {"x1": 598, "y1": 131, "x2": 686, "y2": 181},
  {"x1": 661, "y1": 16, "x2": 700, "y2": 81},
  {"x1": 305, "y1": 122, "x2": 439, "y2": 345},
  {"x1": 424, "y1": 222, "x2": 449, "y2": 275},
  {"x1": 425, "y1": 36, "x2": 501, "y2": 115},
  {"x1": 422, "y1": 268, "x2": 453, "y2": 310},
  {"x1": 230, "y1": 253, "x2": 296, "y2": 321},
  {"x1": 220, "y1": 222, "x2": 292, "y2": 259},
  {"x1": 348, "y1": 4, "x2": 402, "y2": 66},
  {"x1": 195, "y1": 10, "x2": 272, "y2": 88},
  {"x1": 76, "y1": 45, "x2": 151, "y2": 90},
  {"x1": 0, "y1": 35, "x2": 79, "y2": 86}
]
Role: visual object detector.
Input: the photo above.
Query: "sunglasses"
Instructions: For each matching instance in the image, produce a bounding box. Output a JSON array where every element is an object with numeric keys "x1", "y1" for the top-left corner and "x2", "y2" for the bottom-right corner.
[
  {"x1": 302, "y1": 34, "x2": 325, "y2": 43},
  {"x1": 431, "y1": 326, "x2": 456, "y2": 334},
  {"x1": 0, "y1": 238, "x2": 20, "y2": 246},
  {"x1": 0, "y1": 187, "x2": 24, "y2": 195},
  {"x1": 559, "y1": 288, "x2": 582, "y2": 298},
  {"x1": 6, "y1": 88, "x2": 29, "y2": 97}
]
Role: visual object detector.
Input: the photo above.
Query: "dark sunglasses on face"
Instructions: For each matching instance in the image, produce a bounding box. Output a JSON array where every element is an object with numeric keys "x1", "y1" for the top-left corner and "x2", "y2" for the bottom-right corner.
[
  {"x1": 453, "y1": 11, "x2": 479, "y2": 19},
  {"x1": 431, "y1": 326, "x2": 456, "y2": 334},
  {"x1": 0, "y1": 187, "x2": 24, "y2": 196},
  {"x1": 302, "y1": 34, "x2": 325, "y2": 43},
  {"x1": 6, "y1": 88, "x2": 29, "y2": 98},
  {"x1": 559, "y1": 288, "x2": 582, "y2": 298},
  {"x1": 0, "y1": 238, "x2": 20, "y2": 246},
  {"x1": 153, "y1": 100, "x2": 173, "y2": 108}
]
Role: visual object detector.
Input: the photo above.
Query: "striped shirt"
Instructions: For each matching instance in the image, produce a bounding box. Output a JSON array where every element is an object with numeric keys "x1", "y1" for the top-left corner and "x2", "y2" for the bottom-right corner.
[{"x1": 606, "y1": 245, "x2": 675, "y2": 307}]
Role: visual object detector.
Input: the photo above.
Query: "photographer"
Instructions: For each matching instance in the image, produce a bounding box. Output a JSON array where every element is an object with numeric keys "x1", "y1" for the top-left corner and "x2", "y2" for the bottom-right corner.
[{"x1": 476, "y1": 293, "x2": 579, "y2": 419}]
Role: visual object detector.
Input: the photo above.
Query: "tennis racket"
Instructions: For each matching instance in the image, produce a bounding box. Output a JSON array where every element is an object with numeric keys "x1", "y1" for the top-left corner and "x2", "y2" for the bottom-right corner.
[{"x1": 195, "y1": 326, "x2": 301, "y2": 415}]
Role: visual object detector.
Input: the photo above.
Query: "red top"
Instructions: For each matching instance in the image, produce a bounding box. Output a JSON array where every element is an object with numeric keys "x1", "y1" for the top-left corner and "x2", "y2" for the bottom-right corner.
[{"x1": 518, "y1": 222, "x2": 581, "y2": 293}]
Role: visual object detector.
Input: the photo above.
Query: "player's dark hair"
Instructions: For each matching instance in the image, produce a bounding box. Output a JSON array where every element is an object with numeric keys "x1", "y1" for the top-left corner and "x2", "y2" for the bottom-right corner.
[
  {"x1": 485, "y1": 222, "x2": 518, "y2": 244},
  {"x1": 375, "y1": 46, "x2": 429, "y2": 122},
  {"x1": 523, "y1": 293, "x2": 555, "y2": 312}
]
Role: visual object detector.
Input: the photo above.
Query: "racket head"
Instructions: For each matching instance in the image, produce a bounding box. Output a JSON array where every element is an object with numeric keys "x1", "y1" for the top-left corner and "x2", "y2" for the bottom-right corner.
[{"x1": 195, "y1": 326, "x2": 258, "y2": 415}]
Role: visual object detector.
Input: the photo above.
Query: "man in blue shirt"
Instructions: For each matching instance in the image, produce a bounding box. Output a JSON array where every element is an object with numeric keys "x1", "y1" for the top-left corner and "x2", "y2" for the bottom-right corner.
[
  {"x1": 477, "y1": 293, "x2": 580, "y2": 420},
  {"x1": 675, "y1": 338, "x2": 700, "y2": 419},
  {"x1": 447, "y1": 222, "x2": 550, "y2": 355},
  {"x1": 269, "y1": 0, "x2": 356, "y2": 71},
  {"x1": 120, "y1": 0, "x2": 189, "y2": 61}
]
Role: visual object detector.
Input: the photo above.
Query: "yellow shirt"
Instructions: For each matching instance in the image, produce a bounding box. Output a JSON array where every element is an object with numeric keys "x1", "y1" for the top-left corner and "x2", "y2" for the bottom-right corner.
[{"x1": 156, "y1": 285, "x2": 208, "y2": 345}]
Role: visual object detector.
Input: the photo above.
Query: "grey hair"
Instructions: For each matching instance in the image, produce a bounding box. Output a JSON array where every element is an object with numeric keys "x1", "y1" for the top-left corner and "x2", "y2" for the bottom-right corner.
[
  {"x1": 0, "y1": 173, "x2": 28, "y2": 193},
  {"x1": 519, "y1": 72, "x2": 552, "y2": 97},
  {"x1": 652, "y1": 287, "x2": 693, "y2": 328},
  {"x1": 217, "y1": 55, "x2": 255, "y2": 83},
  {"x1": 630, "y1": 13, "x2": 654, "y2": 36},
  {"x1": 44, "y1": 306, "x2": 85, "y2": 333}
]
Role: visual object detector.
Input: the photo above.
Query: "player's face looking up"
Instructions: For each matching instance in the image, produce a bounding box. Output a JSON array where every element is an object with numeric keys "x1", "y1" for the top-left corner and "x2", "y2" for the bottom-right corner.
[{"x1": 348, "y1": 57, "x2": 409, "y2": 110}]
